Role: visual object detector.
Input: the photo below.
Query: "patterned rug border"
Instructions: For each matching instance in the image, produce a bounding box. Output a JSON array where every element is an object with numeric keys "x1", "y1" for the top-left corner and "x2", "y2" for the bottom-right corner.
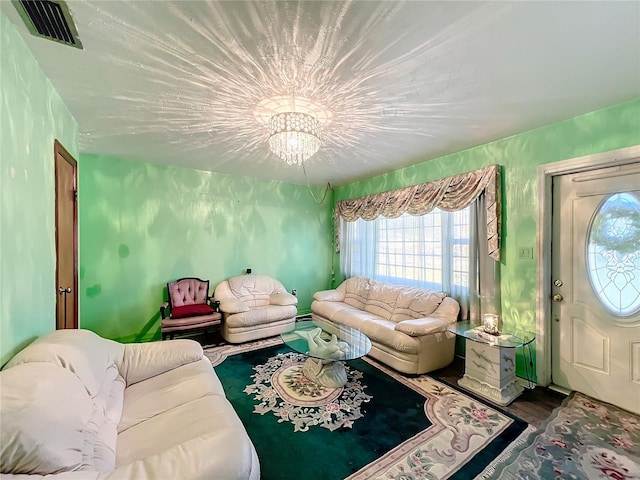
[
  {"x1": 204, "y1": 338, "x2": 531, "y2": 480},
  {"x1": 474, "y1": 389, "x2": 640, "y2": 479},
  {"x1": 473, "y1": 425, "x2": 538, "y2": 479},
  {"x1": 347, "y1": 354, "x2": 527, "y2": 480},
  {"x1": 476, "y1": 391, "x2": 584, "y2": 479}
]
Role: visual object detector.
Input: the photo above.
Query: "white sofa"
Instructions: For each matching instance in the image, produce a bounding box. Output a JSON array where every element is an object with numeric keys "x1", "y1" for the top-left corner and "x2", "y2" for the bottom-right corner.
[
  {"x1": 0, "y1": 329, "x2": 259, "y2": 480},
  {"x1": 214, "y1": 274, "x2": 297, "y2": 343},
  {"x1": 311, "y1": 276, "x2": 460, "y2": 375}
]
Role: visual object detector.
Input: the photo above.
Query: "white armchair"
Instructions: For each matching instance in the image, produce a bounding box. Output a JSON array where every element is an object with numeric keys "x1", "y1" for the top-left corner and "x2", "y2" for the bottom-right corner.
[{"x1": 214, "y1": 274, "x2": 298, "y2": 343}]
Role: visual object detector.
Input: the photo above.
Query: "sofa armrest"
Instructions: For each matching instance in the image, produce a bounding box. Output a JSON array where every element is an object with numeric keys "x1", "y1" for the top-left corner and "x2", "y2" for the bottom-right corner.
[
  {"x1": 394, "y1": 317, "x2": 450, "y2": 337},
  {"x1": 120, "y1": 340, "x2": 203, "y2": 385},
  {"x1": 270, "y1": 292, "x2": 298, "y2": 306},
  {"x1": 313, "y1": 289, "x2": 345, "y2": 302},
  {"x1": 430, "y1": 296, "x2": 461, "y2": 323},
  {"x1": 219, "y1": 299, "x2": 250, "y2": 314}
]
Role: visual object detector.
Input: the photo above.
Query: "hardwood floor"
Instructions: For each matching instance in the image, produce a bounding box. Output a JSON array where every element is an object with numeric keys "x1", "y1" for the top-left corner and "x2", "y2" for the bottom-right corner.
[{"x1": 431, "y1": 356, "x2": 566, "y2": 427}]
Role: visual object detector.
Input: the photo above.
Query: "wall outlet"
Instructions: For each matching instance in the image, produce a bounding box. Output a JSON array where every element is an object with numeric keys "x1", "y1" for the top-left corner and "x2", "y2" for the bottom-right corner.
[{"x1": 518, "y1": 247, "x2": 534, "y2": 259}]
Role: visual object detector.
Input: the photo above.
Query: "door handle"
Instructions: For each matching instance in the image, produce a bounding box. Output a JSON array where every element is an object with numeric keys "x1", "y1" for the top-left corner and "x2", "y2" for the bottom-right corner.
[
  {"x1": 552, "y1": 293, "x2": 563, "y2": 302},
  {"x1": 58, "y1": 287, "x2": 71, "y2": 295}
]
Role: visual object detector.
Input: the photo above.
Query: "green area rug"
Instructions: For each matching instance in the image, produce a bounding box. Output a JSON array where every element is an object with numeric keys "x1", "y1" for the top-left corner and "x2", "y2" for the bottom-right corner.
[
  {"x1": 205, "y1": 338, "x2": 530, "y2": 480},
  {"x1": 478, "y1": 391, "x2": 640, "y2": 479}
]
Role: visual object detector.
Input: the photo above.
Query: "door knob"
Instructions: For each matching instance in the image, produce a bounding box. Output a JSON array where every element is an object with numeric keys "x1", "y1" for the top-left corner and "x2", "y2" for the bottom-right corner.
[
  {"x1": 59, "y1": 287, "x2": 71, "y2": 295},
  {"x1": 552, "y1": 293, "x2": 563, "y2": 302}
]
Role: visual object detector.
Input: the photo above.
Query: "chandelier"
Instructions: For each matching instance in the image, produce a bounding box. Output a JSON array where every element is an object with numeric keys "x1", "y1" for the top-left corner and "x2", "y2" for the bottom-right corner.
[{"x1": 268, "y1": 111, "x2": 321, "y2": 166}]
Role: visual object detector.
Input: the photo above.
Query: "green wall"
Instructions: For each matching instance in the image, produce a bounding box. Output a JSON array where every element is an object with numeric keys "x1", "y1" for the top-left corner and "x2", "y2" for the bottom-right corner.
[
  {"x1": 78, "y1": 154, "x2": 333, "y2": 342},
  {"x1": 2, "y1": 0, "x2": 638, "y2": 375},
  {"x1": 0, "y1": 11, "x2": 79, "y2": 365},
  {"x1": 334, "y1": 98, "x2": 640, "y2": 377}
]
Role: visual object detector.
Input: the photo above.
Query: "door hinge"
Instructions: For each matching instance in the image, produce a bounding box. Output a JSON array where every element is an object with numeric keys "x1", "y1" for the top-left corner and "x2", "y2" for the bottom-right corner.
[{"x1": 73, "y1": 190, "x2": 78, "y2": 201}]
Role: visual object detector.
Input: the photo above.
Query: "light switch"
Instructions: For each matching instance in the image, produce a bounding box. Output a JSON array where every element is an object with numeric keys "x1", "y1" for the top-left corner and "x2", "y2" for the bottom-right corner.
[{"x1": 518, "y1": 247, "x2": 533, "y2": 259}]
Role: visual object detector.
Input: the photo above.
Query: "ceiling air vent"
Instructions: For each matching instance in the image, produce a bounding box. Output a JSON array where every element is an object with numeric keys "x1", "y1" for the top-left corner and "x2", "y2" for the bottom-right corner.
[{"x1": 12, "y1": 0, "x2": 83, "y2": 49}]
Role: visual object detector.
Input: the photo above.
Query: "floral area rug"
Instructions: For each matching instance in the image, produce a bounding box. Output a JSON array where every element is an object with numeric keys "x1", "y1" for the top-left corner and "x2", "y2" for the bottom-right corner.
[
  {"x1": 245, "y1": 349, "x2": 372, "y2": 432},
  {"x1": 477, "y1": 391, "x2": 640, "y2": 479},
  {"x1": 205, "y1": 338, "x2": 530, "y2": 480}
]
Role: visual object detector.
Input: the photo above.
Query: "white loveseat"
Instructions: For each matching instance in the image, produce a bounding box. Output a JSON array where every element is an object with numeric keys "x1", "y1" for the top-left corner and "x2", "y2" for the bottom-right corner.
[
  {"x1": 0, "y1": 329, "x2": 259, "y2": 480},
  {"x1": 214, "y1": 274, "x2": 297, "y2": 343},
  {"x1": 311, "y1": 276, "x2": 460, "y2": 375}
]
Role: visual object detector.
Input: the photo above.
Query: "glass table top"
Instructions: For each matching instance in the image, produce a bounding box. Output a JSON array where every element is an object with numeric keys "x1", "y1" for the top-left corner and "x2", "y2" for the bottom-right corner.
[
  {"x1": 281, "y1": 320, "x2": 372, "y2": 361},
  {"x1": 447, "y1": 321, "x2": 536, "y2": 348}
]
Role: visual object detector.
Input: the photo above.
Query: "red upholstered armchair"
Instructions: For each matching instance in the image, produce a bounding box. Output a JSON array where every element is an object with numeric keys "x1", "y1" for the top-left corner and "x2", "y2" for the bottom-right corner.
[{"x1": 160, "y1": 277, "x2": 222, "y2": 340}]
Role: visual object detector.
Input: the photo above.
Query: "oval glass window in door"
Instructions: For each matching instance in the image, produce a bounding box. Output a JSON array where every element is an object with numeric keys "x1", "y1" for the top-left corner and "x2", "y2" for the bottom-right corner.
[{"x1": 587, "y1": 192, "x2": 640, "y2": 317}]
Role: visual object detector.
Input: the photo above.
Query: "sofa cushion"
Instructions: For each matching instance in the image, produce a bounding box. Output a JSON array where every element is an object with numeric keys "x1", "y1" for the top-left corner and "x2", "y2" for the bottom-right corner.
[
  {"x1": 336, "y1": 315, "x2": 421, "y2": 354},
  {"x1": 3, "y1": 329, "x2": 124, "y2": 398},
  {"x1": 390, "y1": 288, "x2": 446, "y2": 322},
  {"x1": 331, "y1": 308, "x2": 384, "y2": 330},
  {"x1": 116, "y1": 395, "x2": 250, "y2": 466},
  {"x1": 219, "y1": 298, "x2": 251, "y2": 314},
  {"x1": 118, "y1": 358, "x2": 225, "y2": 433},
  {"x1": 225, "y1": 305, "x2": 297, "y2": 327},
  {"x1": 311, "y1": 300, "x2": 354, "y2": 321},
  {"x1": 0, "y1": 363, "x2": 93, "y2": 475},
  {"x1": 110, "y1": 425, "x2": 257, "y2": 480},
  {"x1": 363, "y1": 282, "x2": 404, "y2": 320},
  {"x1": 171, "y1": 304, "x2": 214, "y2": 318},
  {"x1": 338, "y1": 276, "x2": 371, "y2": 309}
]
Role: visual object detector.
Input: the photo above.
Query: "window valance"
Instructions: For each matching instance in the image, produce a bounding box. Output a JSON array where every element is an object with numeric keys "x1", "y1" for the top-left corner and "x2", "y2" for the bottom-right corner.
[{"x1": 334, "y1": 164, "x2": 502, "y2": 260}]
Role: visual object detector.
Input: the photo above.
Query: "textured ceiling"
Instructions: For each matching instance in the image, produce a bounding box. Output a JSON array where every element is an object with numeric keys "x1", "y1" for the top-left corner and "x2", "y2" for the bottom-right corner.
[{"x1": 3, "y1": 1, "x2": 639, "y2": 186}]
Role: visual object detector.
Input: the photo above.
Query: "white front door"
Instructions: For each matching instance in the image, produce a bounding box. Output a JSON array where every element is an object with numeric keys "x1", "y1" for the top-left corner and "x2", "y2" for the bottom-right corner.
[{"x1": 551, "y1": 161, "x2": 640, "y2": 414}]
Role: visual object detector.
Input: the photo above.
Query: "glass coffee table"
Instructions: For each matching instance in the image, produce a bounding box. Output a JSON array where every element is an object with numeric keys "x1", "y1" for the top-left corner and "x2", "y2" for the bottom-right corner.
[
  {"x1": 447, "y1": 321, "x2": 536, "y2": 406},
  {"x1": 281, "y1": 320, "x2": 372, "y2": 388}
]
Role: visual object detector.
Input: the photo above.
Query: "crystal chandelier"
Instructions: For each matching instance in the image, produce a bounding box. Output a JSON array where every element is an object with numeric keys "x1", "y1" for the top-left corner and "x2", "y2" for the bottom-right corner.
[{"x1": 268, "y1": 111, "x2": 321, "y2": 166}]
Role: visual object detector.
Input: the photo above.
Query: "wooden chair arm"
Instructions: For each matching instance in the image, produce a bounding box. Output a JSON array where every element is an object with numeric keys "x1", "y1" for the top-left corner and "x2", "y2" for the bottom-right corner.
[
  {"x1": 160, "y1": 301, "x2": 170, "y2": 319},
  {"x1": 208, "y1": 297, "x2": 220, "y2": 312}
]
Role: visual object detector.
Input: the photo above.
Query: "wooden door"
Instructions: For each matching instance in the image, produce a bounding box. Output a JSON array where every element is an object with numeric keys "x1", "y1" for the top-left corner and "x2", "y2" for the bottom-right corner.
[
  {"x1": 55, "y1": 140, "x2": 78, "y2": 329},
  {"x1": 551, "y1": 162, "x2": 640, "y2": 414}
]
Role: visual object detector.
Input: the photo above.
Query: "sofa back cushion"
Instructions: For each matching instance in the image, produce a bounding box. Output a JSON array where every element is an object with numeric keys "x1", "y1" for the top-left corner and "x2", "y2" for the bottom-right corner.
[
  {"x1": 228, "y1": 274, "x2": 285, "y2": 308},
  {"x1": 391, "y1": 288, "x2": 446, "y2": 322},
  {"x1": 363, "y1": 281, "x2": 404, "y2": 320},
  {"x1": 337, "y1": 276, "x2": 371, "y2": 310},
  {"x1": 0, "y1": 363, "x2": 94, "y2": 475},
  {"x1": 3, "y1": 329, "x2": 124, "y2": 398}
]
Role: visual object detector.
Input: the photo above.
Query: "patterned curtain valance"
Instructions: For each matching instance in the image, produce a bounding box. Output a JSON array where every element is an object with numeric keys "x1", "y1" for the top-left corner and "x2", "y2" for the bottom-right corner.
[{"x1": 334, "y1": 164, "x2": 502, "y2": 260}]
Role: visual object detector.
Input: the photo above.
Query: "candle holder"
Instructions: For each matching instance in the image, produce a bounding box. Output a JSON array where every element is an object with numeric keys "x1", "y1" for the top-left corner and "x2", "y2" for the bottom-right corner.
[{"x1": 483, "y1": 314, "x2": 500, "y2": 335}]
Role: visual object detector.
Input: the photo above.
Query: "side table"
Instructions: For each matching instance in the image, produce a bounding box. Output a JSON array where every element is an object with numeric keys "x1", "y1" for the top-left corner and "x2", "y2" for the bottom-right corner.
[{"x1": 447, "y1": 321, "x2": 535, "y2": 406}]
